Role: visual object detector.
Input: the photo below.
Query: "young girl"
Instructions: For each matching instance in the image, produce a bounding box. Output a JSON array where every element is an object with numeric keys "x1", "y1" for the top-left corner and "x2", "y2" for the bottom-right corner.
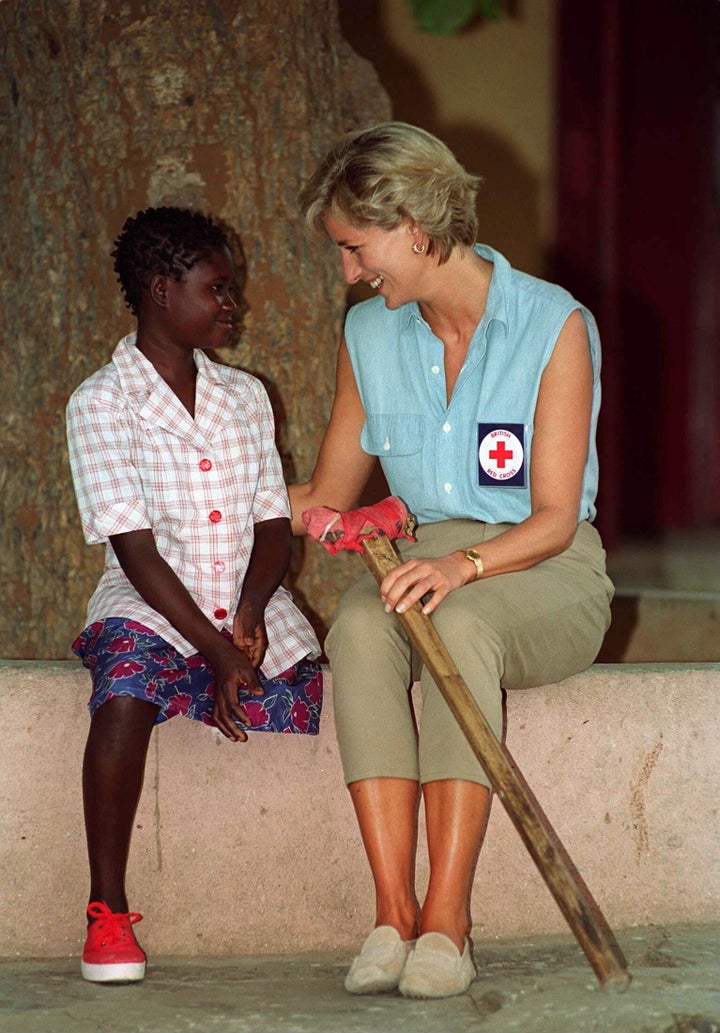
[{"x1": 67, "y1": 206, "x2": 322, "y2": 983}]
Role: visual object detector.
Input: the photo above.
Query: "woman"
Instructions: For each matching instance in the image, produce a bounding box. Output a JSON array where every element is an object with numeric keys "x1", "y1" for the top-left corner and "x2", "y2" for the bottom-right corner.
[{"x1": 289, "y1": 122, "x2": 613, "y2": 1000}]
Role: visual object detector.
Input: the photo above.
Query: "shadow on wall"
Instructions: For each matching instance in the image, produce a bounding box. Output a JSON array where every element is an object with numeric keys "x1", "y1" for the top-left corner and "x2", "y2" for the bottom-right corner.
[
  {"x1": 338, "y1": 0, "x2": 544, "y2": 277},
  {"x1": 551, "y1": 257, "x2": 669, "y2": 547}
]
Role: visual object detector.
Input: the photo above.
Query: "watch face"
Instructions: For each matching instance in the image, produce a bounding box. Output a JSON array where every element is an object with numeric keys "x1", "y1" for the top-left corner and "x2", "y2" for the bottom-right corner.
[{"x1": 465, "y1": 549, "x2": 483, "y2": 578}]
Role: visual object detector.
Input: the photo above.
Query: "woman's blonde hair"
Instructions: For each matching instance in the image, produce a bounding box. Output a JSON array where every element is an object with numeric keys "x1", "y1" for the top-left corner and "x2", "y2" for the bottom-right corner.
[{"x1": 299, "y1": 122, "x2": 482, "y2": 264}]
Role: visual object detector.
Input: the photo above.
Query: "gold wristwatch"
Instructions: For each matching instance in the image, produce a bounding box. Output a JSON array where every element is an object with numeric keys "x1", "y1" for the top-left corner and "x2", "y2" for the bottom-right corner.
[{"x1": 464, "y1": 548, "x2": 484, "y2": 581}]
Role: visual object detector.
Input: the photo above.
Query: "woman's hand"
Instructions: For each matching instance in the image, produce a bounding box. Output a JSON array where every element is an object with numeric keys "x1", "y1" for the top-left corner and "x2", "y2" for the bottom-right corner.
[{"x1": 380, "y1": 552, "x2": 472, "y2": 616}]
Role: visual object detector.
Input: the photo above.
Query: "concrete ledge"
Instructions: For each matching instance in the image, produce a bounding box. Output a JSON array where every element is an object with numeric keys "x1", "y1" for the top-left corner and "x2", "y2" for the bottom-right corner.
[{"x1": 1, "y1": 661, "x2": 718, "y2": 958}]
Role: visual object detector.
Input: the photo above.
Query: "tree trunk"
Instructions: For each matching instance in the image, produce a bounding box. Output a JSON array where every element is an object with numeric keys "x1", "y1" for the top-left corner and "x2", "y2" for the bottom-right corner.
[{"x1": 0, "y1": 0, "x2": 390, "y2": 658}]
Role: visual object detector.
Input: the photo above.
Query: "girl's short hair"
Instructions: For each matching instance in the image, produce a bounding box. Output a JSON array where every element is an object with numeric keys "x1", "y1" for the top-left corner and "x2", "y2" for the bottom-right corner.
[
  {"x1": 299, "y1": 122, "x2": 482, "y2": 264},
  {"x1": 112, "y1": 206, "x2": 228, "y2": 315}
]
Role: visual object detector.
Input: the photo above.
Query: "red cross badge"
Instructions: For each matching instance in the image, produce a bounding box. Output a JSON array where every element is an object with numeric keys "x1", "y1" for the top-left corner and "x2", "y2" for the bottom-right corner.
[{"x1": 477, "y1": 423, "x2": 526, "y2": 487}]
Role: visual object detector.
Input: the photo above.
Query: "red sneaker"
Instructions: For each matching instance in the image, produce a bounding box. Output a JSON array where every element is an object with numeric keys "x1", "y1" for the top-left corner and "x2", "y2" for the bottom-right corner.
[{"x1": 81, "y1": 901, "x2": 147, "y2": 983}]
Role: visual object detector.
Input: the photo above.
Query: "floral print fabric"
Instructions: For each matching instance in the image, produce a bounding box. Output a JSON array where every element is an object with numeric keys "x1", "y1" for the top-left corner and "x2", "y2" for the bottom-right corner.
[{"x1": 73, "y1": 618, "x2": 323, "y2": 734}]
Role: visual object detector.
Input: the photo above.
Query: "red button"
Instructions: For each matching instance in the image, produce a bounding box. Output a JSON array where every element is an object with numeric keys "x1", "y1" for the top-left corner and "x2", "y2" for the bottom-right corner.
[
  {"x1": 209, "y1": 510, "x2": 222, "y2": 523},
  {"x1": 214, "y1": 607, "x2": 228, "y2": 620},
  {"x1": 199, "y1": 458, "x2": 212, "y2": 472}
]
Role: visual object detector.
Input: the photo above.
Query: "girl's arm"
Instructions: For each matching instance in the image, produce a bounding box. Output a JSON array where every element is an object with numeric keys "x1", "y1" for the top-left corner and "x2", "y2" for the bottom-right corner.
[
  {"x1": 289, "y1": 339, "x2": 377, "y2": 533},
  {"x1": 380, "y1": 309, "x2": 595, "y2": 614},
  {"x1": 233, "y1": 516, "x2": 291, "y2": 670},
  {"x1": 109, "y1": 528, "x2": 261, "y2": 741}
]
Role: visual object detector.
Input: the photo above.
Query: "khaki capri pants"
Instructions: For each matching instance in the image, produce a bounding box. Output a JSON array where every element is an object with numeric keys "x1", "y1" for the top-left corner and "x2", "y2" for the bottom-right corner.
[{"x1": 326, "y1": 519, "x2": 614, "y2": 789}]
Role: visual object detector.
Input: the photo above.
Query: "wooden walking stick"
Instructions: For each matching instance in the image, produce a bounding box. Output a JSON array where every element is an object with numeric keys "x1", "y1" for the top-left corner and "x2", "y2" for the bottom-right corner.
[{"x1": 302, "y1": 496, "x2": 631, "y2": 992}]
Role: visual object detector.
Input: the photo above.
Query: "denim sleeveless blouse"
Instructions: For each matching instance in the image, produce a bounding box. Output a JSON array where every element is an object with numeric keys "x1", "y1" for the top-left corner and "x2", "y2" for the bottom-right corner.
[{"x1": 345, "y1": 245, "x2": 601, "y2": 526}]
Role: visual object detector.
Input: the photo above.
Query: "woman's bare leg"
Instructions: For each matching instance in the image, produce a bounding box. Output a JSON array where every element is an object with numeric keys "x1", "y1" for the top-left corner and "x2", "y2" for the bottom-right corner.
[
  {"x1": 420, "y1": 778, "x2": 491, "y2": 950},
  {"x1": 348, "y1": 776, "x2": 422, "y2": 940}
]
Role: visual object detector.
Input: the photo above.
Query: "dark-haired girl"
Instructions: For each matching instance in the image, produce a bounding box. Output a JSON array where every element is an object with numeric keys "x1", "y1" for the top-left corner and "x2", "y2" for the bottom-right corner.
[{"x1": 67, "y1": 207, "x2": 321, "y2": 983}]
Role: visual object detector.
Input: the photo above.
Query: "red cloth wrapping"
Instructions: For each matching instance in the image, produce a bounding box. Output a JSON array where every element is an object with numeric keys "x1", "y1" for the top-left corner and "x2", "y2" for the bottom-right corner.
[{"x1": 301, "y1": 496, "x2": 417, "y2": 554}]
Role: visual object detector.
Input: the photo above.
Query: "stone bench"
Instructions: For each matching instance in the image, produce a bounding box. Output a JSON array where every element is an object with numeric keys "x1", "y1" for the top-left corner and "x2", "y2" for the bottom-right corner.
[{"x1": 1, "y1": 660, "x2": 718, "y2": 959}]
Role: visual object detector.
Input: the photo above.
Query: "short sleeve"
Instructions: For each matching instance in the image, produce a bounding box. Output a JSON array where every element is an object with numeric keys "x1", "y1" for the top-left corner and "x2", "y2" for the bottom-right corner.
[
  {"x1": 66, "y1": 389, "x2": 151, "y2": 544},
  {"x1": 248, "y1": 382, "x2": 291, "y2": 523}
]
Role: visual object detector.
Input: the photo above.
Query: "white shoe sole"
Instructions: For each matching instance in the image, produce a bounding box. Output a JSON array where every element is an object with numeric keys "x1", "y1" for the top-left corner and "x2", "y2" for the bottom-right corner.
[{"x1": 81, "y1": 959, "x2": 146, "y2": 983}]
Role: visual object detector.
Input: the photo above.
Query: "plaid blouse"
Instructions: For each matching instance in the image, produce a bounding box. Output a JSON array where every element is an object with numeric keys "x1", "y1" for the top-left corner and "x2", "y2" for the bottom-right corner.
[{"x1": 66, "y1": 335, "x2": 319, "y2": 675}]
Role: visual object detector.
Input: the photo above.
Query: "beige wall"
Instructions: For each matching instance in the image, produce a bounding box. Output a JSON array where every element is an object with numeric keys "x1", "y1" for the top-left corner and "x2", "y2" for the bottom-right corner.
[{"x1": 341, "y1": 0, "x2": 557, "y2": 277}]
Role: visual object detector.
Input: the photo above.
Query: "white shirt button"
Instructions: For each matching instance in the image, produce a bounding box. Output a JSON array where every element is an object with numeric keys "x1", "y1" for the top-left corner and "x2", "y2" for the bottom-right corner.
[
  {"x1": 431, "y1": 365, "x2": 440, "y2": 374},
  {"x1": 213, "y1": 561, "x2": 226, "y2": 574},
  {"x1": 444, "y1": 483, "x2": 453, "y2": 493},
  {"x1": 443, "y1": 422, "x2": 451, "y2": 433}
]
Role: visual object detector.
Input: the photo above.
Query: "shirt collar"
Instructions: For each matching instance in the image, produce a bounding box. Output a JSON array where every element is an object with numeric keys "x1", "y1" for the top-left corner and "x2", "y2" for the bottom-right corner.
[
  {"x1": 472, "y1": 243, "x2": 509, "y2": 332},
  {"x1": 111, "y1": 333, "x2": 236, "y2": 447},
  {"x1": 111, "y1": 333, "x2": 226, "y2": 393},
  {"x1": 398, "y1": 243, "x2": 510, "y2": 333},
  {"x1": 111, "y1": 332, "x2": 157, "y2": 397}
]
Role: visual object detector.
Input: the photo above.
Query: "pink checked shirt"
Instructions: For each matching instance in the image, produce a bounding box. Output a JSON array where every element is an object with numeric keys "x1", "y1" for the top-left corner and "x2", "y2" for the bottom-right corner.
[{"x1": 66, "y1": 334, "x2": 320, "y2": 675}]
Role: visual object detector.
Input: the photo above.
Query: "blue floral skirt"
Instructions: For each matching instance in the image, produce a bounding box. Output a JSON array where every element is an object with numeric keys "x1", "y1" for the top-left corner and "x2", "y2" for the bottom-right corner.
[{"x1": 72, "y1": 618, "x2": 323, "y2": 734}]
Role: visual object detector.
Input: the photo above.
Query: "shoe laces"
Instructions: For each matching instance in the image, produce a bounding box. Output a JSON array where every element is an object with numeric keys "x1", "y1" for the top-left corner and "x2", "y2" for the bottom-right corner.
[{"x1": 87, "y1": 901, "x2": 143, "y2": 945}]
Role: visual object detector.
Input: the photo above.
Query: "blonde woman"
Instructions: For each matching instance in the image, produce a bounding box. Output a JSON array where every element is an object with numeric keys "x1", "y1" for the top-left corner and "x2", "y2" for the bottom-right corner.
[{"x1": 290, "y1": 123, "x2": 613, "y2": 1000}]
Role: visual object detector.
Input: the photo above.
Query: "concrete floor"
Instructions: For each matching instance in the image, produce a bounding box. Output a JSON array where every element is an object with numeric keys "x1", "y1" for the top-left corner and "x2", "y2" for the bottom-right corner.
[{"x1": 2, "y1": 923, "x2": 719, "y2": 1033}]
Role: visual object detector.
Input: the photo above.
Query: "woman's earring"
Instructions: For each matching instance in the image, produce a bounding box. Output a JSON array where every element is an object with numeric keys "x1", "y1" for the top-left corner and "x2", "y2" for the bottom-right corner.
[{"x1": 412, "y1": 241, "x2": 426, "y2": 254}]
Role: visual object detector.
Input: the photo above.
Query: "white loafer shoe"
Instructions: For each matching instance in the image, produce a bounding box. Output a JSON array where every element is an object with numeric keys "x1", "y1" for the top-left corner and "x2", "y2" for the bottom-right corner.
[
  {"x1": 345, "y1": 925, "x2": 414, "y2": 994},
  {"x1": 398, "y1": 931, "x2": 476, "y2": 999}
]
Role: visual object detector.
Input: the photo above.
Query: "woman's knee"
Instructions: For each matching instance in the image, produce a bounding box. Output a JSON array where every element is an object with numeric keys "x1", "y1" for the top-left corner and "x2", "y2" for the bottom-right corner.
[
  {"x1": 430, "y1": 601, "x2": 505, "y2": 679},
  {"x1": 326, "y1": 580, "x2": 410, "y2": 671}
]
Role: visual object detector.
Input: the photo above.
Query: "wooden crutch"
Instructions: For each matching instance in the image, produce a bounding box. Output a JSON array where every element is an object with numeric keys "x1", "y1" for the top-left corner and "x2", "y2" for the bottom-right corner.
[{"x1": 302, "y1": 497, "x2": 631, "y2": 992}]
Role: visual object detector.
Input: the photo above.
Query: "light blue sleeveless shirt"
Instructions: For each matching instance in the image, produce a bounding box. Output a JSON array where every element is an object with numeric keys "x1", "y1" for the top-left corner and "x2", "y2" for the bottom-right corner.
[{"x1": 345, "y1": 244, "x2": 601, "y2": 525}]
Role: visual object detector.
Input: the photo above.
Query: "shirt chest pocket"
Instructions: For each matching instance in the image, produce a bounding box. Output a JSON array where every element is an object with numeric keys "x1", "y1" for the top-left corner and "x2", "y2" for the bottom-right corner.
[{"x1": 361, "y1": 413, "x2": 426, "y2": 457}]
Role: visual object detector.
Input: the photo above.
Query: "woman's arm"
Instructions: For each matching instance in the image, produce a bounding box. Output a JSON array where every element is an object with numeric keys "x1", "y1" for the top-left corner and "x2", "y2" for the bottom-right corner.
[
  {"x1": 381, "y1": 309, "x2": 594, "y2": 614},
  {"x1": 289, "y1": 339, "x2": 377, "y2": 534}
]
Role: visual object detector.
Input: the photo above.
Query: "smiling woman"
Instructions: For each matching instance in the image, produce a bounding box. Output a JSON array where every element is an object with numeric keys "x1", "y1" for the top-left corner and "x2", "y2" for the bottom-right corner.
[
  {"x1": 324, "y1": 218, "x2": 428, "y2": 310},
  {"x1": 289, "y1": 122, "x2": 614, "y2": 1001}
]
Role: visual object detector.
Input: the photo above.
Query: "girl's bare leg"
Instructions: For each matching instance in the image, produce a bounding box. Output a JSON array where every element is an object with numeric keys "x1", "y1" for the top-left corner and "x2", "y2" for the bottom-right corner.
[{"x1": 82, "y1": 696, "x2": 158, "y2": 912}]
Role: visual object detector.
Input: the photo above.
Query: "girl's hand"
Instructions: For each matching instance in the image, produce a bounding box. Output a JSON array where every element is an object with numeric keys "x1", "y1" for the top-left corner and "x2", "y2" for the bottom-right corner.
[
  {"x1": 209, "y1": 638, "x2": 263, "y2": 742},
  {"x1": 232, "y1": 601, "x2": 268, "y2": 669},
  {"x1": 380, "y1": 552, "x2": 471, "y2": 616}
]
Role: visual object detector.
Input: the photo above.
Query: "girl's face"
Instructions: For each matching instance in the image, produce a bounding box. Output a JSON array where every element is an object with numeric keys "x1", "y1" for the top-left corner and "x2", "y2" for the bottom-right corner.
[
  {"x1": 324, "y1": 214, "x2": 426, "y2": 310},
  {"x1": 160, "y1": 246, "x2": 237, "y2": 350}
]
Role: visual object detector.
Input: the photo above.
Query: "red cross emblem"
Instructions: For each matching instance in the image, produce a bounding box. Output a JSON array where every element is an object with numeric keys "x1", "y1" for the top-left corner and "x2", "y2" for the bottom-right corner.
[
  {"x1": 477, "y1": 425, "x2": 525, "y2": 485},
  {"x1": 489, "y1": 440, "x2": 514, "y2": 469}
]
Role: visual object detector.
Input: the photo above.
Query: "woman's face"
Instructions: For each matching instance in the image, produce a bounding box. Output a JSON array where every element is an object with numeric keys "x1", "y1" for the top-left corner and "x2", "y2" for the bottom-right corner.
[{"x1": 324, "y1": 213, "x2": 425, "y2": 310}]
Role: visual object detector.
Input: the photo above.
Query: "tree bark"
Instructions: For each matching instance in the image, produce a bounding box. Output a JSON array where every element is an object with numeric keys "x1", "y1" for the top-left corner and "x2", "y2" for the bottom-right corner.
[{"x1": 0, "y1": 0, "x2": 390, "y2": 658}]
